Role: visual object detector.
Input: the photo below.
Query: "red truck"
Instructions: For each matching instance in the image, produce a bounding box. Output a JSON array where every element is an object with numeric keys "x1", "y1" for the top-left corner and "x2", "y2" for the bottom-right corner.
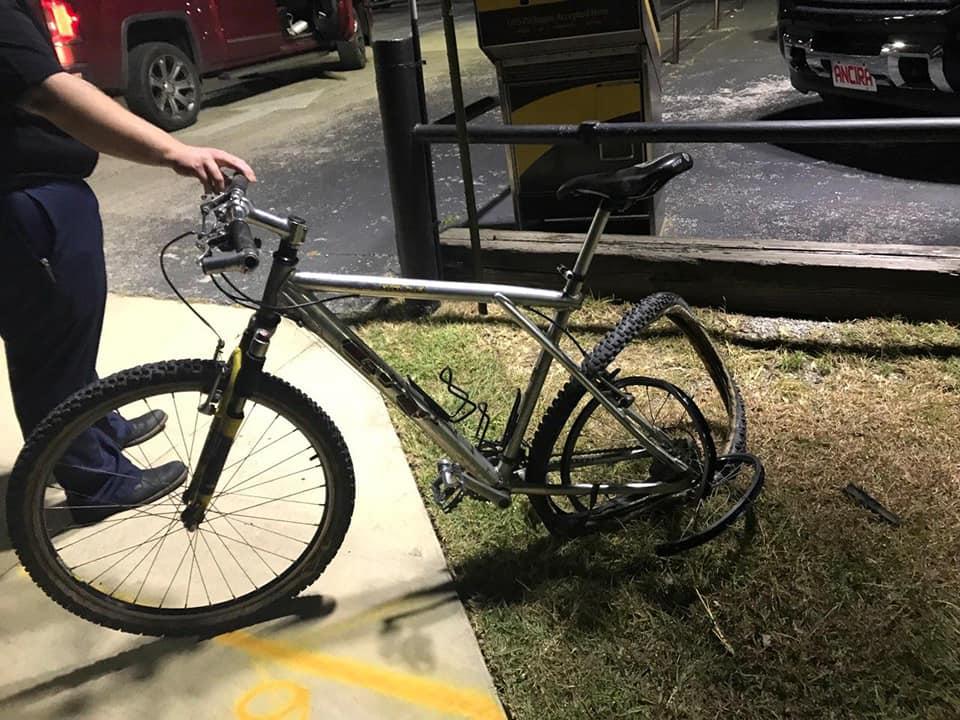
[{"x1": 37, "y1": 0, "x2": 373, "y2": 130}]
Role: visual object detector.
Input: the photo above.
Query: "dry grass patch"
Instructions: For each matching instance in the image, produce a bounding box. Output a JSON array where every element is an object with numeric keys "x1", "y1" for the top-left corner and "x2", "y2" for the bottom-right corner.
[{"x1": 357, "y1": 301, "x2": 960, "y2": 720}]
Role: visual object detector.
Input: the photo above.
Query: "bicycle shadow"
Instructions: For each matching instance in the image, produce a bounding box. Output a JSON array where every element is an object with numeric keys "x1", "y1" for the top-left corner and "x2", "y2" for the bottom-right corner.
[
  {"x1": 0, "y1": 574, "x2": 466, "y2": 713},
  {"x1": 0, "y1": 593, "x2": 337, "y2": 715},
  {"x1": 450, "y1": 510, "x2": 760, "y2": 625}
]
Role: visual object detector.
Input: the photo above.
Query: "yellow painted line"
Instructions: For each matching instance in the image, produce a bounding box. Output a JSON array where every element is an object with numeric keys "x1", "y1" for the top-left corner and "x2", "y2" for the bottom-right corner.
[
  {"x1": 218, "y1": 631, "x2": 505, "y2": 720},
  {"x1": 235, "y1": 679, "x2": 310, "y2": 720}
]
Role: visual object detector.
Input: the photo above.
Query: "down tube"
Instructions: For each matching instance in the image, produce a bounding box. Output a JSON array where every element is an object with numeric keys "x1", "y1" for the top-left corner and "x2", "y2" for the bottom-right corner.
[{"x1": 280, "y1": 285, "x2": 504, "y2": 497}]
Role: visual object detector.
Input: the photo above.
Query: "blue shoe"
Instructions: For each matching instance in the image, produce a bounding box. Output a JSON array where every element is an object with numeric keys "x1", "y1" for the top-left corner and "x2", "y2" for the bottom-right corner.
[
  {"x1": 66, "y1": 460, "x2": 188, "y2": 526},
  {"x1": 117, "y1": 410, "x2": 168, "y2": 448}
]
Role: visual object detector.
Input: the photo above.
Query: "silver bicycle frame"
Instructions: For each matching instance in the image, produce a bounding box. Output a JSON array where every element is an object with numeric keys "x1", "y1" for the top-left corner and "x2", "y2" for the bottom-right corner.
[{"x1": 275, "y1": 207, "x2": 693, "y2": 503}]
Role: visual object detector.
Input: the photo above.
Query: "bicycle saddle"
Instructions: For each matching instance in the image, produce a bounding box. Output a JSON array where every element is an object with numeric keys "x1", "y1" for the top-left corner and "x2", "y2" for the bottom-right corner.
[{"x1": 556, "y1": 152, "x2": 694, "y2": 210}]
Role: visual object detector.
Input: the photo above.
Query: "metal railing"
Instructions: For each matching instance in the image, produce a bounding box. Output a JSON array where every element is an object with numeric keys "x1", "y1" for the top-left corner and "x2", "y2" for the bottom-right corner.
[{"x1": 661, "y1": 0, "x2": 740, "y2": 64}]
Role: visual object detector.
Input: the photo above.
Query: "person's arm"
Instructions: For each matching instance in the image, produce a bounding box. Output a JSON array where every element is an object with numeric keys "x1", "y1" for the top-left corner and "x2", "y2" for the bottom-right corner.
[{"x1": 19, "y1": 72, "x2": 256, "y2": 192}]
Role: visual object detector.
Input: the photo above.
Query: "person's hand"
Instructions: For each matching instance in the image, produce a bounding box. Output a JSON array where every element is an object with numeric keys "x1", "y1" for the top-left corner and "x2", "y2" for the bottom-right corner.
[{"x1": 165, "y1": 143, "x2": 257, "y2": 193}]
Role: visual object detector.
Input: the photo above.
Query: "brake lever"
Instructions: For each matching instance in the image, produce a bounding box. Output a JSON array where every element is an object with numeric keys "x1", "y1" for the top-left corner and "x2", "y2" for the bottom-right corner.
[{"x1": 200, "y1": 188, "x2": 232, "y2": 216}]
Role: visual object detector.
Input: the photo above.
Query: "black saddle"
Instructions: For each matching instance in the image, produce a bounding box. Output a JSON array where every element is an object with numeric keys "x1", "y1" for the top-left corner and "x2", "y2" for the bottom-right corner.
[{"x1": 556, "y1": 152, "x2": 694, "y2": 210}]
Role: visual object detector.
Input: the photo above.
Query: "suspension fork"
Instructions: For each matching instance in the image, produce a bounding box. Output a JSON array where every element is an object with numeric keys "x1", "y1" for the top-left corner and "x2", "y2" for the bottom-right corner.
[{"x1": 181, "y1": 311, "x2": 279, "y2": 530}]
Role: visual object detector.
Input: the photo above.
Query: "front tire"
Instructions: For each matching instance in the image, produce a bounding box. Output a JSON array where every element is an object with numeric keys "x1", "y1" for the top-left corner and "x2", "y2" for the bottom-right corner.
[
  {"x1": 7, "y1": 360, "x2": 355, "y2": 636},
  {"x1": 126, "y1": 42, "x2": 201, "y2": 131}
]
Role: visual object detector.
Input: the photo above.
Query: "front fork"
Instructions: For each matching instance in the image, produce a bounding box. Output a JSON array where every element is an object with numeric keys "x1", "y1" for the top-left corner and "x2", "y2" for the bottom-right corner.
[{"x1": 180, "y1": 312, "x2": 278, "y2": 530}]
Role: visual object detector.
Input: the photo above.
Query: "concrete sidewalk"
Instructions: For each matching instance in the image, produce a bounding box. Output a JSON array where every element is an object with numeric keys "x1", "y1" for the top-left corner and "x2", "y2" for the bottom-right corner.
[{"x1": 0, "y1": 295, "x2": 505, "y2": 720}]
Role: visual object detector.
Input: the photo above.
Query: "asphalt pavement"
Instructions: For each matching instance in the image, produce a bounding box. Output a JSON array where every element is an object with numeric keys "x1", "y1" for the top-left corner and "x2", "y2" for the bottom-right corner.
[{"x1": 91, "y1": 0, "x2": 960, "y2": 307}]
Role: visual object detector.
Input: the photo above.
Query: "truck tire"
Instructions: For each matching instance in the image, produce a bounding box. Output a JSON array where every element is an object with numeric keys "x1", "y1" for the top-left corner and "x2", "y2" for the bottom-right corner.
[
  {"x1": 126, "y1": 42, "x2": 201, "y2": 131},
  {"x1": 336, "y1": 6, "x2": 367, "y2": 70}
]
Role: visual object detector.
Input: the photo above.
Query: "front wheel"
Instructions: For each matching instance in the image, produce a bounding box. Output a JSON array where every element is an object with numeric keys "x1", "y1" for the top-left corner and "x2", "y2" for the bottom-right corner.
[{"x1": 6, "y1": 360, "x2": 355, "y2": 636}]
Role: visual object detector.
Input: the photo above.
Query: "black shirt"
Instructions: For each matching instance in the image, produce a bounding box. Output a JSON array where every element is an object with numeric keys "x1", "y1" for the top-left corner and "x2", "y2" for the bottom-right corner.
[{"x1": 0, "y1": 0, "x2": 98, "y2": 193}]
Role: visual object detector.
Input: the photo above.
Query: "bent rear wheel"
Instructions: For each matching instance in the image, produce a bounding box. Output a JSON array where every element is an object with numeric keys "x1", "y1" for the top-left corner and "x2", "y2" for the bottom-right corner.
[
  {"x1": 527, "y1": 293, "x2": 752, "y2": 552},
  {"x1": 7, "y1": 360, "x2": 354, "y2": 636}
]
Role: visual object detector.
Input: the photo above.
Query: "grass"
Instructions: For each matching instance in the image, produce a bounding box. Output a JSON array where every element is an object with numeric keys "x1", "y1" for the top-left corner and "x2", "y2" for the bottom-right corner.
[{"x1": 356, "y1": 301, "x2": 960, "y2": 720}]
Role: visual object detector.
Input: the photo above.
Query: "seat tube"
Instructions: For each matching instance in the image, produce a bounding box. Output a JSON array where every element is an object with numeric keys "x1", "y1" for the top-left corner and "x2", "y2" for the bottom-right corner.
[
  {"x1": 567, "y1": 203, "x2": 612, "y2": 296},
  {"x1": 497, "y1": 203, "x2": 612, "y2": 480}
]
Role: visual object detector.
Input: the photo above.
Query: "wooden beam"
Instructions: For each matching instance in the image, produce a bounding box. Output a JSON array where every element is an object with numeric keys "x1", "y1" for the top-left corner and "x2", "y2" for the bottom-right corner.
[{"x1": 440, "y1": 228, "x2": 960, "y2": 321}]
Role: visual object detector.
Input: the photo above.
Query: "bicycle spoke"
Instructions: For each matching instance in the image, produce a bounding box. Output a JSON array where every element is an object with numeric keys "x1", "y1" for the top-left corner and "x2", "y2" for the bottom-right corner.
[
  {"x1": 67, "y1": 521, "x2": 187, "y2": 571},
  {"x1": 220, "y1": 427, "x2": 297, "y2": 474},
  {"x1": 108, "y1": 514, "x2": 180, "y2": 598},
  {"x1": 133, "y1": 515, "x2": 184, "y2": 604},
  {"x1": 85, "y1": 521, "x2": 186, "y2": 587},
  {"x1": 209, "y1": 511, "x2": 321, "y2": 526},
  {"x1": 215, "y1": 406, "x2": 275, "y2": 497},
  {"x1": 172, "y1": 393, "x2": 193, "y2": 476},
  {"x1": 211, "y1": 485, "x2": 327, "y2": 519},
  {"x1": 217, "y1": 491, "x2": 323, "y2": 506},
  {"x1": 213, "y1": 464, "x2": 324, "y2": 498},
  {"x1": 188, "y1": 392, "x2": 201, "y2": 471},
  {"x1": 203, "y1": 516, "x2": 288, "y2": 572},
  {"x1": 207, "y1": 507, "x2": 314, "y2": 545},
  {"x1": 159, "y1": 535, "x2": 195, "y2": 608},
  {"x1": 197, "y1": 524, "x2": 237, "y2": 600},
  {"x1": 143, "y1": 397, "x2": 188, "y2": 468},
  {"x1": 200, "y1": 522, "x2": 258, "y2": 591},
  {"x1": 217, "y1": 446, "x2": 315, "y2": 498},
  {"x1": 53, "y1": 508, "x2": 181, "y2": 552}
]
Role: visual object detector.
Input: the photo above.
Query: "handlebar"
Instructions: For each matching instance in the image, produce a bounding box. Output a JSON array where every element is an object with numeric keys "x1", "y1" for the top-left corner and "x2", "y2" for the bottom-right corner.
[{"x1": 200, "y1": 174, "x2": 261, "y2": 275}]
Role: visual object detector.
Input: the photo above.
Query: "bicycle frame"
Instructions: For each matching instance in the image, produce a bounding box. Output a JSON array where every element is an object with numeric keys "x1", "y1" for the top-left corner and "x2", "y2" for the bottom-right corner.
[{"x1": 258, "y1": 207, "x2": 694, "y2": 506}]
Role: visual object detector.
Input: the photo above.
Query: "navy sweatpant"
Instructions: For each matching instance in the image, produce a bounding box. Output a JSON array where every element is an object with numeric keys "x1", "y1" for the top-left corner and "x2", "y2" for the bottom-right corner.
[{"x1": 0, "y1": 180, "x2": 138, "y2": 497}]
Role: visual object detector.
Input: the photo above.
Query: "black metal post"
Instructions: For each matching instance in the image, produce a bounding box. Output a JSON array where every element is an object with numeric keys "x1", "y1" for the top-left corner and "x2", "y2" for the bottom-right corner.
[
  {"x1": 373, "y1": 38, "x2": 441, "y2": 294},
  {"x1": 440, "y1": 0, "x2": 487, "y2": 315},
  {"x1": 672, "y1": 12, "x2": 681, "y2": 64}
]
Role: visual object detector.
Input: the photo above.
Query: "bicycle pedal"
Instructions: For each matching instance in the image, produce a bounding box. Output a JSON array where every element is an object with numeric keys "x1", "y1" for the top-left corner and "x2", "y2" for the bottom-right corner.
[
  {"x1": 432, "y1": 460, "x2": 466, "y2": 513},
  {"x1": 431, "y1": 481, "x2": 465, "y2": 513}
]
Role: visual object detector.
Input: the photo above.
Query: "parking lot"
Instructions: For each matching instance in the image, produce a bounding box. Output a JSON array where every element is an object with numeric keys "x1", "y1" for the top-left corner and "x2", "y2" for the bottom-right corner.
[{"x1": 86, "y1": 1, "x2": 960, "y2": 311}]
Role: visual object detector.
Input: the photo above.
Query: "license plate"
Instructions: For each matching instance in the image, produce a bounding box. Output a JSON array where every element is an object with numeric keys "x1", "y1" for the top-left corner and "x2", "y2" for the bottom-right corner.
[{"x1": 831, "y1": 61, "x2": 877, "y2": 92}]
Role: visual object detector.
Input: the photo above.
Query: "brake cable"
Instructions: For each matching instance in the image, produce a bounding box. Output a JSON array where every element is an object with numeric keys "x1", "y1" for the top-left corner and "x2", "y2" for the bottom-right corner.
[{"x1": 160, "y1": 231, "x2": 225, "y2": 358}]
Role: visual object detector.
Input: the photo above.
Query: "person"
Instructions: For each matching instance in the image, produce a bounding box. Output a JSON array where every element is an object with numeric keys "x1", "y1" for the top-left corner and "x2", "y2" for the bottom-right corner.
[{"x1": 1, "y1": 0, "x2": 256, "y2": 524}]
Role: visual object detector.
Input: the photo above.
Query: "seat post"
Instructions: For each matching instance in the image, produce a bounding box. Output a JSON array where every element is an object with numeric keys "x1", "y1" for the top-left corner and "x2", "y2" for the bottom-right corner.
[{"x1": 564, "y1": 202, "x2": 612, "y2": 297}]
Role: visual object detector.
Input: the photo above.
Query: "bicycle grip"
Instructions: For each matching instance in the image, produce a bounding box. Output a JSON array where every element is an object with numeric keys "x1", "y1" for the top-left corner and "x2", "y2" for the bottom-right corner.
[
  {"x1": 227, "y1": 173, "x2": 249, "y2": 194},
  {"x1": 200, "y1": 249, "x2": 260, "y2": 275}
]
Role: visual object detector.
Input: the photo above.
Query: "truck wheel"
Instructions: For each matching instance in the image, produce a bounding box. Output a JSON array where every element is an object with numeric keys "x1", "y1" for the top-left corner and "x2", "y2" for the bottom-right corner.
[
  {"x1": 336, "y1": 7, "x2": 367, "y2": 70},
  {"x1": 126, "y1": 42, "x2": 201, "y2": 131}
]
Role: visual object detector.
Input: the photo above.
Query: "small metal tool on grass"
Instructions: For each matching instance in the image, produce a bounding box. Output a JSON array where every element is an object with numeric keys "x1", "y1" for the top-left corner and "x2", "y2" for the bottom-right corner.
[{"x1": 843, "y1": 483, "x2": 902, "y2": 526}]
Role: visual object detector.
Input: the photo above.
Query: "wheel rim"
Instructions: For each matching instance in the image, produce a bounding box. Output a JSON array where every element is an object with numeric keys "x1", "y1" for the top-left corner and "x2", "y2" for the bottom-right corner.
[
  {"x1": 29, "y1": 379, "x2": 336, "y2": 615},
  {"x1": 148, "y1": 54, "x2": 197, "y2": 121},
  {"x1": 547, "y1": 377, "x2": 715, "y2": 530}
]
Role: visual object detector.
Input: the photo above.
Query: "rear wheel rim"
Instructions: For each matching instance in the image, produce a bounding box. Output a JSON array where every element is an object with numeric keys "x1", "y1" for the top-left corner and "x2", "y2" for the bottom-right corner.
[{"x1": 547, "y1": 377, "x2": 716, "y2": 531}]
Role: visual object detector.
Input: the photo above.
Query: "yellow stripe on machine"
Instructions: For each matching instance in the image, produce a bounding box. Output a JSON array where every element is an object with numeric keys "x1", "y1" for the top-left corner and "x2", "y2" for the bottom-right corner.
[{"x1": 512, "y1": 80, "x2": 643, "y2": 175}]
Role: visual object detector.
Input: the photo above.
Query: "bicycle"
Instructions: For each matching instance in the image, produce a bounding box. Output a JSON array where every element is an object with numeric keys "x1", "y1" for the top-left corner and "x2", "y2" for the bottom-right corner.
[{"x1": 6, "y1": 152, "x2": 764, "y2": 636}]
